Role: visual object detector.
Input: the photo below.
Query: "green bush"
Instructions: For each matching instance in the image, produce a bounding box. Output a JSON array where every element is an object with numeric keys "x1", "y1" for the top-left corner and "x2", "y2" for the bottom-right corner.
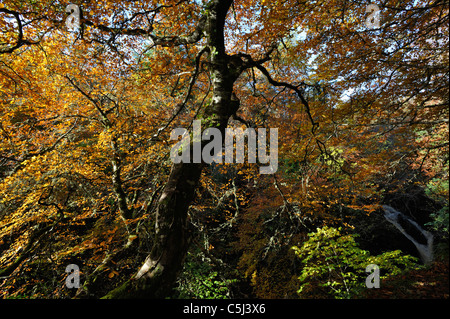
[
  {"x1": 174, "y1": 251, "x2": 237, "y2": 299},
  {"x1": 426, "y1": 206, "x2": 449, "y2": 236},
  {"x1": 292, "y1": 226, "x2": 419, "y2": 299},
  {"x1": 425, "y1": 177, "x2": 449, "y2": 237}
]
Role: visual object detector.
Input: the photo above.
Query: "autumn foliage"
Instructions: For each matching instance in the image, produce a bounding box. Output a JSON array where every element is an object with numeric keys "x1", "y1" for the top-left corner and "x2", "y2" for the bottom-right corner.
[{"x1": 0, "y1": 0, "x2": 448, "y2": 299}]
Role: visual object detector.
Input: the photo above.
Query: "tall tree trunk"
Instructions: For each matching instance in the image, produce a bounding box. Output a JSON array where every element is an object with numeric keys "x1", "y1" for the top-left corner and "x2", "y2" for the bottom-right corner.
[{"x1": 103, "y1": 0, "x2": 241, "y2": 298}]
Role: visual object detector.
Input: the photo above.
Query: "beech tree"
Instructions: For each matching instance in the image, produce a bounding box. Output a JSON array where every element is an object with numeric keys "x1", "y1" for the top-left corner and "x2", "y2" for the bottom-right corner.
[{"x1": 0, "y1": 0, "x2": 448, "y2": 298}]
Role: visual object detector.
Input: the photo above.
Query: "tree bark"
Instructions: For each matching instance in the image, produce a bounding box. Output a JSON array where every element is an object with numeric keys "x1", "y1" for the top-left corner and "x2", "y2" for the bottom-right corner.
[{"x1": 103, "y1": 0, "x2": 242, "y2": 299}]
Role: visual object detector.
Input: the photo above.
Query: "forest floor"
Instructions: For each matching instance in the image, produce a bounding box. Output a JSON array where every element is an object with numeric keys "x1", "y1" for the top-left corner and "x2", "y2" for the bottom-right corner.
[{"x1": 361, "y1": 261, "x2": 449, "y2": 299}]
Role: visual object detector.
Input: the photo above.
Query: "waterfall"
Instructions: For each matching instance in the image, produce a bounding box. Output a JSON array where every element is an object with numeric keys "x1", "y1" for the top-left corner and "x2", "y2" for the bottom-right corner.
[{"x1": 381, "y1": 205, "x2": 434, "y2": 265}]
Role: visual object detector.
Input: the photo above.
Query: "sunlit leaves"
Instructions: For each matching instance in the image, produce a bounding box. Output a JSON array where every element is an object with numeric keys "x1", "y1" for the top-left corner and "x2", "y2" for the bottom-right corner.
[{"x1": 0, "y1": 0, "x2": 447, "y2": 298}]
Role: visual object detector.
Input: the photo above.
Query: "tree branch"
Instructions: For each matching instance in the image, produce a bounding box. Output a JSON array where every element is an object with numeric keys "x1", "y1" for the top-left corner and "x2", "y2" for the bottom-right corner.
[
  {"x1": 250, "y1": 62, "x2": 318, "y2": 132},
  {"x1": 82, "y1": 13, "x2": 207, "y2": 48},
  {"x1": 65, "y1": 76, "x2": 111, "y2": 127},
  {"x1": 152, "y1": 46, "x2": 209, "y2": 139},
  {"x1": 0, "y1": 8, "x2": 39, "y2": 54}
]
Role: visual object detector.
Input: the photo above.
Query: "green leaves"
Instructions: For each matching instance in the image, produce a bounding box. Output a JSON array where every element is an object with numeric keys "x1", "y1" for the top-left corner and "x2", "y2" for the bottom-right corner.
[
  {"x1": 175, "y1": 250, "x2": 238, "y2": 299},
  {"x1": 292, "y1": 226, "x2": 419, "y2": 299}
]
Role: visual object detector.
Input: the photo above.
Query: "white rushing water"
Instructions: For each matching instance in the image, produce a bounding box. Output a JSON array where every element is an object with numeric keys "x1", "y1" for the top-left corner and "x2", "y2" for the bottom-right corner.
[{"x1": 382, "y1": 205, "x2": 434, "y2": 265}]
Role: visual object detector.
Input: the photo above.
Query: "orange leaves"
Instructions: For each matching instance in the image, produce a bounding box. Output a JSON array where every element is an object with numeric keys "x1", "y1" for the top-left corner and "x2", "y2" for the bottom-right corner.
[{"x1": 0, "y1": 0, "x2": 447, "y2": 299}]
